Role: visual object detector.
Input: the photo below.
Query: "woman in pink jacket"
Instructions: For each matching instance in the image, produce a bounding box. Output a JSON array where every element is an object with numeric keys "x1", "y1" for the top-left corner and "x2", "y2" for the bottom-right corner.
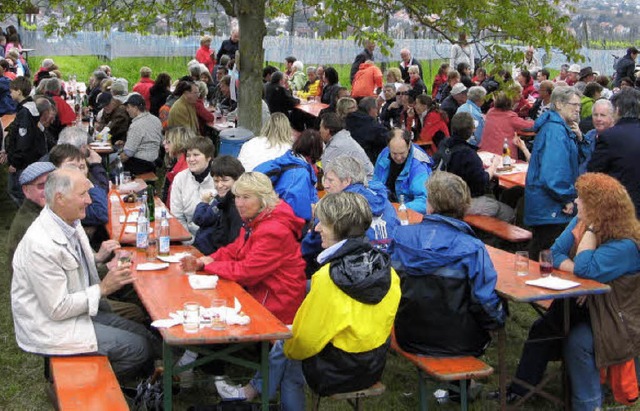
[{"x1": 480, "y1": 91, "x2": 534, "y2": 157}]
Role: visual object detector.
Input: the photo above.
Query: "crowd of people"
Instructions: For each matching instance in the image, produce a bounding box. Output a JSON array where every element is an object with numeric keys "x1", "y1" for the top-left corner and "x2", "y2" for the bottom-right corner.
[{"x1": 2, "y1": 26, "x2": 640, "y2": 410}]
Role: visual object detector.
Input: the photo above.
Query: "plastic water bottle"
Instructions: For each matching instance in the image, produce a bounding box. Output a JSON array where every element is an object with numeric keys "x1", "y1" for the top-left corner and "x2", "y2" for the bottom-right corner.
[
  {"x1": 398, "y1": 194, "x2": 409, "y2": 226},
  {"x1": 136, "y1": 206, "x2": 149, "y2": 251},
  {"x1": 158, "y1": 209, "x2": 170, "y2": 257}
]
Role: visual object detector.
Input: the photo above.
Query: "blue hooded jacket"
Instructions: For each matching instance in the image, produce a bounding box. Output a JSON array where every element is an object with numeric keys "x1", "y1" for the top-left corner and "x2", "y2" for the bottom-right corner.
[
  {"x1": 372, "y1": 143, "x2": 432, "y2": 213},
  {"x1": 389, "y1": 214, "x2": 505, "y2": 356},
  {"x1": 301, "y1": 181, "x2": 400, "y2": 263},
  {"x1": 254, "y1": 150, "x2": 318, "y2": 222},
  {"x1": 524, "y1": 110, "x2": 588, "y2": 227}
]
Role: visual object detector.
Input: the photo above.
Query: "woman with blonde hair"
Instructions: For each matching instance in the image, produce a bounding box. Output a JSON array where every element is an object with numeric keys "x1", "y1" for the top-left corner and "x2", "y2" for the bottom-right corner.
[
  {"x1": 195, "y1": 35, "x2": 215, "y2": 74},
  {"x1": 161, "y1": 126, "x2": 197, "y2": 206},
  {"x1": 508, "y1": 172, "x2": 640, "y2": 408},
  {"x1": 238, "y1": 112, "x2": 293, "y2": 171},
  {"x1": 187, "y1": 171, "x2": 307, "y2": 407},
  {"x1": 335, "y1": 97, "x2": 357, "y2": 120}
]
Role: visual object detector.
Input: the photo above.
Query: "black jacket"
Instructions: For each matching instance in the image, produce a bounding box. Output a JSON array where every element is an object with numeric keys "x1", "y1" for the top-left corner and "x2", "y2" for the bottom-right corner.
[
  {"x1": 216, "y1": 38, "x2": 239, "y2": 62},
  {"x1": 345, "y1": 110, "x2": 388, "y2": 164},
  {"x1": 379, "y1": 98, "x2": 401, "y2": 129},
  {"x1": 350, "y1": 48, "x2": 374, "y2": 83},
  {"x1": 192, "y1": 190, "x2": 243, "y2": 255},
  {"x1": 614, "y1": 54, "x2": 636, "y2": 87},
  {"x1": 302, "y1": 238, "x2": 392, "y2": 396},
  {"x1": 149, "y1": 86, "x2": 171, "y2": 117},
  {"x1": 587, "y1": 117, "x2": 640, "y2": 218},
  {"x1": 435, "y1": 136, "x2": 488, "y2": 197},
  {"x1": 6, "y1": 97, "x2": 47, "y2": 170},
  {"x1": 440, "y1": 95, "x2": 460, "y2": 129},
  {"x1": 264, "y1": 82, "x2": 299, "y2": 115},
  {"x1": 399, "y1": 58, "x2": 423, "y2": 83}
]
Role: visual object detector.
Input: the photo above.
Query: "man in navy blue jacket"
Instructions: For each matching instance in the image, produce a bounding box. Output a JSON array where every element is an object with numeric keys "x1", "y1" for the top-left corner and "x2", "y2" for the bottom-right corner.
[{"x1": 588, "y1": 88, "x2": 640, "y2": 218}]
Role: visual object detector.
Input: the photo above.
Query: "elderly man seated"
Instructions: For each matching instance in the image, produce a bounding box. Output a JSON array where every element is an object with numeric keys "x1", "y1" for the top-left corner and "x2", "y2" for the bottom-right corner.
[
  {"x1": 11, "y1": 168, "x2": 160, "y2": 380},
  {"x1": 372, "y1": 128, "x2": 432, "y2": 213},
  {"x1": 301, "y1": 156, "x2": 399, "y2": 275},
  {"x1": 120, "y1": 93, "x2": 163, "y2": 174}
]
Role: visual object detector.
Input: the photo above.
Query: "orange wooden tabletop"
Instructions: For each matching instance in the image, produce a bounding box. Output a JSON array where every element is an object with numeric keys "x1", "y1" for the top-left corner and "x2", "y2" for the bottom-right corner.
[
  {"x1": 498, "y1": 171, "x2": 527, "y2": 189},
  {"x1": 486, "y1": 245, "x2": 610, "y2": 302},
  {"x1": 294, "y1": 101, "x2": 329, "y2": 117},
  {"x1": 391, "y1": 202, "x2": 424, "y2": 224},
  {"x1": 50, "y1": 356, "x2": 128, "y2": 411},
  {"x1": 108, "y1": 190, "x2": 193, "y2": 245},
  {"x1": 128, "y1": 246, "x2": 292, "y2": 346}
]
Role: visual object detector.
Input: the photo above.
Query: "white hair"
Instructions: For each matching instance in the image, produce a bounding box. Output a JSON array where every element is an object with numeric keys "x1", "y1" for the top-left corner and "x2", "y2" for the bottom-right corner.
[
  {"x1": 292, "y1": 60, "x2": 304, "y2": 72},
  {"x1": 58, "y1": 126, "x2": 89, "y2": 148}
]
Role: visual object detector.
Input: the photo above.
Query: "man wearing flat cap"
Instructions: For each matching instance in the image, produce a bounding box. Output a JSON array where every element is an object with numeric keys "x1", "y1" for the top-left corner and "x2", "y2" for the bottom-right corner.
[
  {"x1": 120, "y1": 93, "x2": 162, "y2": 174},
  {"x1": 7, "y1": 161, "x2": 56, "y2": 274}
]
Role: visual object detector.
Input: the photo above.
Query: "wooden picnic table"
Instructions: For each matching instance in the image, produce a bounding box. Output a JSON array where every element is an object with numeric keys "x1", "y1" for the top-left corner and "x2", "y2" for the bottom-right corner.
[
  {"x1": 486, "y1": 245, "x2": 610, "y2": 410},
  {"x1": 130, "y1": 245, "x2": 291, "y2": 411},
  {"x1": 1, "y1": 113, "x2": 16, "y2": 134},
  {"x1": 107, "y1": 186, "x2": 193, "y2": 245},
  {"x1": 294, "y1": 101, "x2": 328, "y2": 118},
  {"x1": 478, "y1": 150, "x2": 528, "y2": 189}
]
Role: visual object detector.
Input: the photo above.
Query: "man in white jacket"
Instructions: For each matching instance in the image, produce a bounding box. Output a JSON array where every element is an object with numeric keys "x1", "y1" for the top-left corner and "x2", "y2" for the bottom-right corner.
[{"x1": 11, "y1": 167, "x2": 159, "y2": 380}]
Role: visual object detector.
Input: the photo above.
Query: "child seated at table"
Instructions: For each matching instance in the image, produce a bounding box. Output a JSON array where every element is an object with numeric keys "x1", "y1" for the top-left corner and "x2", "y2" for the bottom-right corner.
[{"x1": 192, "y1": 155, "x2": 244, "y2": 255}]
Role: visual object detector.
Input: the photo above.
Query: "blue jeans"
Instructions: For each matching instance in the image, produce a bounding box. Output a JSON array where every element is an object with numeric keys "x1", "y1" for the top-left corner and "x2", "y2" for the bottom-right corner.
[
  {"x1": 250, "y1": 340, "x2": 305, "y2": 411},
  {"x1": 564, "y1": 321, "x2": 602, "y2": 411}
]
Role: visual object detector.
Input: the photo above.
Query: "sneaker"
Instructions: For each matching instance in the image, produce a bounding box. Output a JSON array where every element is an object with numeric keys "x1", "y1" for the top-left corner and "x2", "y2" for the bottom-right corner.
[{"x1": 215, "y1": 377, "x2": 246, "y2": 401}]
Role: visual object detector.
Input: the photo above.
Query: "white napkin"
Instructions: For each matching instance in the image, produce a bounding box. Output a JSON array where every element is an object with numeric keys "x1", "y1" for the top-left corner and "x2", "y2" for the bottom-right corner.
[
  {"x1": 136, "y1": 262, "x2": 169, "y2": 271},
  {"x1": 525, "y1": 276, "x2": 581, "y2": 291},
  {"x1": 150, "y1": 318, "x2": 182, "y2": 328},
  {"x1": 188, "y1": 274, "x2": 219, "y2": 289},
  {"x1": 157, "y1": 252, "x2": 191, "y2": 263}
]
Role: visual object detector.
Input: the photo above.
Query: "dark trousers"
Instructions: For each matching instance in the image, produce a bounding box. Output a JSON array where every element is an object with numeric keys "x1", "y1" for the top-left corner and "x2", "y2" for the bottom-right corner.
[
  {"x1": 529, "y1": 223, "x2": 568, "y2": 260},
  {"x1": 123, "y1": 157, "x2": 155, "y2": 176}
]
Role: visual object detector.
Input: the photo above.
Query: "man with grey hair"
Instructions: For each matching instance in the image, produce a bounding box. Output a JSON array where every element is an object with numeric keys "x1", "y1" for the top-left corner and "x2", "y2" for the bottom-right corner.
[
  {"x1": 456, "y1": 85, "x2": 486, "y2": 145},
  {"x1": 529, "y1": 80, "x2": 554, "y2": 120},
  {"x1": 588, "y1": 88, "x2": 640, "y2": 217},
  {"x1": 301, "y1": 155, "x2": 399, "y2": 275},
  {"x1": 11, "y1": 167, "x2": 159, "y2": 380},
  {"x1": 399, "y1": 48, "x2": 423, "y2": 83},
  {"x1": 579, "y1": 99, "x2": 614, "y2": 174}
]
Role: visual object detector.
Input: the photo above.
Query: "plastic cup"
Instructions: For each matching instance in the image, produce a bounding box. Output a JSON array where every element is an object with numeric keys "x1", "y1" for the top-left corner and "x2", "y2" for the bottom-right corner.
[
  {"x1": 117, "y1": 250, "x2": 132, "y2": 267},
  {"x1": 211, "y1": 299, "x2": 227, "y2": 330},
  {"x1": 539, "y1": 249, "x2": 554, "y2": 277},
  {"x1": 514, "y1": 251, "x2": 529, "y2": 277},
  {"x1": 183, "y1": 302, "x2": 200, "y2": 334}
]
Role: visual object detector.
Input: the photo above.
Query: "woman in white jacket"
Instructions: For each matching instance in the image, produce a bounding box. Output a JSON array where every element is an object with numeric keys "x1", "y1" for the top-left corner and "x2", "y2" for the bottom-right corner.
[
  {"x1": 170, "y1": 137, "x2": 216, "y2": 237},
  {"x1": 238, "y1": 112, "x2": 293, "y2": 171}
]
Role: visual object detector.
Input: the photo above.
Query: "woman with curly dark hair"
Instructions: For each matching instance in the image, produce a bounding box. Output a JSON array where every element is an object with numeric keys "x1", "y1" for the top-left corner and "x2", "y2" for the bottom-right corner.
[{"x1": 149, "y1": 72, "x2": 172, "y2": 117}]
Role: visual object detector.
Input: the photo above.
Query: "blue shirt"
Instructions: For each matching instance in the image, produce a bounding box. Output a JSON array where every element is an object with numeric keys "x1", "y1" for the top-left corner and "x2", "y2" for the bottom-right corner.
[{"x1": 456, "y1": 100, "x2": 484, "y2": 145}]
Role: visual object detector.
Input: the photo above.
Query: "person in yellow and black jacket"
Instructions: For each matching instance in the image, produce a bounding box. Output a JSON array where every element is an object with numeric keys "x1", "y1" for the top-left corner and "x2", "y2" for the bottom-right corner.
[{"x1": 284, "y1": 191, "x2": 401, "y2": 397}]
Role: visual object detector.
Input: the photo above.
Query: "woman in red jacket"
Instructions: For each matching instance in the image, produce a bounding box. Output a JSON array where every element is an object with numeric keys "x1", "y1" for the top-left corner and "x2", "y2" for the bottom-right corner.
[
  {"x1": 188, "y1": 171, "x2": 307, "y2": 324},
  {"x1": 195, "y1": 35, "x2": 215, "y2": 74}
]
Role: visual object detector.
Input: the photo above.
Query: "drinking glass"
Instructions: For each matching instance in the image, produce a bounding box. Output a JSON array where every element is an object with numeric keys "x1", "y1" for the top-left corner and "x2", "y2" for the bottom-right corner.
[
  {"x1": 182, "y1": 253, "x2": 199, "y2": 275},
  {"x1": 539, "y1": 249, "x2": 554, "y2": 277},
  {"x1": 183, "y1": 302, "x2": 200, "y2": 333},
  {"x1": 117, "y1": 250, "x2": 132, "y2": 267},
  {"x1": 211, "y1": 299, "x2": 227, "y2": 330},
  {"x1": 122, "y1": 171, "x2": 132, "y2": 185},
  {"x1": 514, "y1": 251, "x2": 529, "y2": 277},
  {"x1": 146, "y1": 238, "x2": 156, "y2": 261}
]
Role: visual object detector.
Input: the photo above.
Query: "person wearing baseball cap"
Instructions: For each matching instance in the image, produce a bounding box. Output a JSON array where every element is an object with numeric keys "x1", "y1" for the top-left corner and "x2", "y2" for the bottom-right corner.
[
  {"x1": 441, "y1": 82, "x2": 468, "y2": 128},
  {"x1": 7, "y1": 161, "x2": 56, "y2": 274},
  {"x1": 567, "y1": 64, "x2": 581, "y2": 86},
  {"x1": 120, "y1": 93, "x2": 163, "y2": 174}
]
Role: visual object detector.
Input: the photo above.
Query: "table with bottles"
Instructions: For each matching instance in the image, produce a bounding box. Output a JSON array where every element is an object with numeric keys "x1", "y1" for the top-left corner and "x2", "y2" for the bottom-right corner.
[
  {"x1": 478, "y1": 150, "x2": 528, "y2": 189},
  {"x1": 107, "y1": 184, "x2": 193, "y2": 246},
  {"x1": 392, "y1": 198, "x2": 424, "y2": 225}
]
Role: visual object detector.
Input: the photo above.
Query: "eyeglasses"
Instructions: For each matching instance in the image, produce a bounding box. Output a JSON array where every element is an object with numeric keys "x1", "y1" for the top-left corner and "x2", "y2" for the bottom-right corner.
[{"x1": 565, "y1": 102, "x2": 581, "y2": 107}]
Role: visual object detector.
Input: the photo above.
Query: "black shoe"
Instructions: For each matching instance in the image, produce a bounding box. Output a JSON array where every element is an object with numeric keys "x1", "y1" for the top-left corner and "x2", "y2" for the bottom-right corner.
[{"x1": 487, "y1": 389, "x2": 522, "y2": 404}]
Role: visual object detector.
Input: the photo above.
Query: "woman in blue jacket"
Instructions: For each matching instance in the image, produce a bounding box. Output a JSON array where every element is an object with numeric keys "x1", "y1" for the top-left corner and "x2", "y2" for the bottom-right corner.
[
  {"x1": 254, "y1": 129, "x2": 323, "y2": 223},
  {"x1": 524, "y1": 86, "x2": 590, "y2": 259},
  {"x1": 373, "y1": 128, "x2": 432, "y2": 213},
  {"x1": 508, "y1": 173, "x2": 640, "y2": 409}
]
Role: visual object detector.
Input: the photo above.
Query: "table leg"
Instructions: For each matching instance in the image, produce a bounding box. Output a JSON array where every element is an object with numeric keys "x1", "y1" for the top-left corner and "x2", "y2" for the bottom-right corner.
[
  {"x1": 260, "y1": 341, "x2": 269, "y2": 411},
  {"x1": 163, "y1": 342, "x2": 174, "y2": 411},
  {"x1": 563, "y1": 298, "x2": 571, "y2": 410},
  {"x1": 498, "y1": 328, "x2": 507, "y2": 411}
]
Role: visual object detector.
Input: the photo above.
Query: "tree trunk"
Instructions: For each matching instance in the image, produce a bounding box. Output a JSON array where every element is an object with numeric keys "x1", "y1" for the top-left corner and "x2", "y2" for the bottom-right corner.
[{"x1": 236, "y1": 0, "x2": 266, "y2": 134}]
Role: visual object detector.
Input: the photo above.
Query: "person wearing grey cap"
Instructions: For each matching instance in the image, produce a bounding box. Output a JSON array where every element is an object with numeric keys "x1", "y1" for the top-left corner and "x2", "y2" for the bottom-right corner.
[
  {"x1": 7, "y1": 161, "x2": 56, "y2": 275},
  {"x1": 440, "y1": 83, "x2": 468, "y2": 130},
  {"x1": 120, "y1": 93, "x2": 162, "y2": 174}
]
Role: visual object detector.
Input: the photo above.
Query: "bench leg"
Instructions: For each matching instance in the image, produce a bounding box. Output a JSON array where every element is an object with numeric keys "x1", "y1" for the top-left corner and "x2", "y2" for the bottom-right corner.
[
  {"x1": 163, "y1": 342, "x2": 174, "y2": 411},
  {"x1": 418, "y1": 369, "x2": 428, "y2": 411},
  {"x1": 460, "y1": 380, "x2": 468, "y2": 411}
]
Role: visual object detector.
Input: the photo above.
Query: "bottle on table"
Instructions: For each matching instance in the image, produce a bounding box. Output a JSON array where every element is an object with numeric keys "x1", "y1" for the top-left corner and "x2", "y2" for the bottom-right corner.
[
  {"x1": 398, "y1": 194, "x2": 409, "y2": 226},
  {"x1": 502, "y1": 138, "x2": 512, "y2": 167},
  {"x1": 146, "y1": 185, "x2": 155, "y2": 223},
  {"x1": 88, "y1": 111, "x2": 95, "y2": 139},
  {"x1": 158, "y1": 209, "x2": 171, "y2": 257},
  {"x1": 136, "y1": 205, "x2": 149, "y2": 252},
  {"x1": 114, "y1": 157, "x2": 124, "y2": 186}
]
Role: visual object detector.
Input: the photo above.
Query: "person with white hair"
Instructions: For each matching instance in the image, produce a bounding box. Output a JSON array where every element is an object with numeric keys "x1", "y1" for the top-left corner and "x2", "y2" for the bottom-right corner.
[
  {"x1": 455, "y1": 85, "x2": 487, "y2": 145},
  {"x1": 287, "y1": 60, "x2": 306, "y2": 92},
  {"x1": 11, "y1": 167, "x2": 161, "y2": 380}
]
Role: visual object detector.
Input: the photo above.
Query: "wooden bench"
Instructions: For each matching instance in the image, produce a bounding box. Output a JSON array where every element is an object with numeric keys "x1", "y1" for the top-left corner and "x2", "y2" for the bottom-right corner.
[
  {"x1": 391, "y1": 334, "x2": 493, "y2": 411},
  {"x1": 531, "y1": 299, "x2": 553, "y2": 315},
  {"x1": 49, "y1": 356, "x2": 128, "y2": 411},
  {"x1": 463, "y1": 214, "x2": 532, "y2": 243},
  {"x1": 311, "y1": 382, "x2": 385, "y2": 410},
  {"x1": 135, "y1": 171, "x2": 158, "y2": 183}
]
